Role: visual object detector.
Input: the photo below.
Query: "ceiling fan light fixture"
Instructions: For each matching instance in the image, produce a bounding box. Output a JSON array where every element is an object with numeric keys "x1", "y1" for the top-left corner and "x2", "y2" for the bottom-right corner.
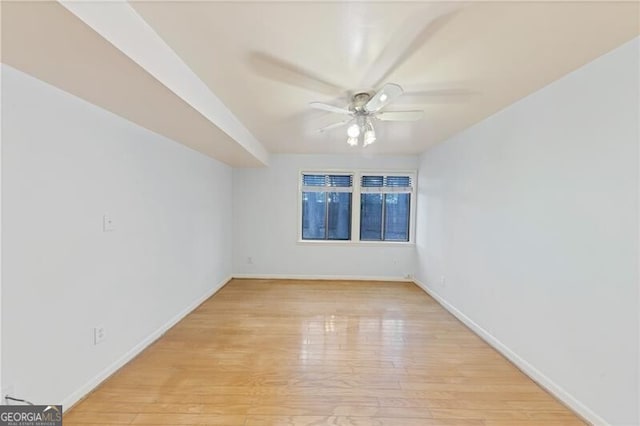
[
  {"x1": 364, "y1": 131, "x2": 376, "y2": 146},
  {"x1": 363, "y1": 121, "x2": 376, "y2": 146},
  {"x1": 362, "y1": 126, "x2": 376, "y2": 146},
  {"x1": 347, "y1": 136, "x2": 358, "y2": 147},
  {"x1": 347, "y1": 123, "x2": 361, "y2": 138}
]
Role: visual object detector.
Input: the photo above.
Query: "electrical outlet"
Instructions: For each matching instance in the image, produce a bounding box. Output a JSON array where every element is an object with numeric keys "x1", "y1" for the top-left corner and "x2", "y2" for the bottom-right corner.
[
  {"x1": 2, "y1": 385, "x2": 15, "y2": 405},
  {"x1": 94, "y1": 326, "x2": 106, "y2": 345}
]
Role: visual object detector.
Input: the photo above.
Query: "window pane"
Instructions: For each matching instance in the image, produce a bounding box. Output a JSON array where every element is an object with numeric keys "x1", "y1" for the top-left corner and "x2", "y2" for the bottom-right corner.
[
  {"x1": 360, "y1": 193, "x2": 383, "y2": 240},
  {"x1": 327, "y1": 193, "x2": 351, "y2": 240},
  {"x1": 384, "y1": 193, "x2": 410, "y2": 241},
  {"x1": 302, "y1": 192, "x2": 326, "y2": 239}
]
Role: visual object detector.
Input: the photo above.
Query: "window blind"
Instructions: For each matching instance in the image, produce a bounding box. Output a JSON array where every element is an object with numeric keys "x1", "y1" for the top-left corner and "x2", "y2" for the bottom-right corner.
[
  {"x1": 360, "y1": 175, "x2": 412, "y2": 193},
  {"x1": 302, "y1": 174, "x2": 353, "y2": 193}
]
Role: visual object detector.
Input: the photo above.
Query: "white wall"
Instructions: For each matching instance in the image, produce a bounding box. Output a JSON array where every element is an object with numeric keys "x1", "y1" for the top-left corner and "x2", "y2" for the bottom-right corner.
[
  {"x1": 233, "y1": 154, "x2": 417, "y2": 280},
  {"x1": 415, "y1": 37, "x2": 639, "y2": 425},
  {"x1": 0, "y1": 64, "x2": 4, "y2": 398},
  {"x1": 1, "y1": 65, "x2": 233, "y2": 408}
]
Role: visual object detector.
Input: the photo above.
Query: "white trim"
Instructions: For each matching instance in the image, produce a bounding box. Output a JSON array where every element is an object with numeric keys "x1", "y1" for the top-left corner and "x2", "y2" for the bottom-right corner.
[
  {"x1": 360, "y1": 187, "x2": 412, "y2": 193},
  {"x1": 412, "y1": 278, "x2": 606, "y2": 426},
  {"x1": 233, "y1": 273, "x2": 412, "y2": 282},
  {"x1": 301, "y1": 186, "x2": 353, "y2": 193},
  {"x1": 61, "y1": 275, "x2": 232, "y2": 412}
]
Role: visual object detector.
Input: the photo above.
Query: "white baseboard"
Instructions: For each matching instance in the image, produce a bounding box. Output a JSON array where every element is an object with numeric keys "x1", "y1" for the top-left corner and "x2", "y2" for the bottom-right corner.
[
  {"x1": 233, "y1": 273, "x2": 412, "y2": 282},
  {"x1": 412, "y1": 279, "x2": 606, "y2": 426},
  {"x1": 61, "y1": 275, "x2": 232, "y2": 412}
]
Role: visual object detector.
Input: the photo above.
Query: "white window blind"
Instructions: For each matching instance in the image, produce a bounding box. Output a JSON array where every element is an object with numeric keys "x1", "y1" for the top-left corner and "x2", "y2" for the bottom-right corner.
[
  {"x1": 360, "y1": 175, "x2": 413, "y2": 193},
  {"x1": 302, "y1": 174, "x2": 354, "y2": 193}
]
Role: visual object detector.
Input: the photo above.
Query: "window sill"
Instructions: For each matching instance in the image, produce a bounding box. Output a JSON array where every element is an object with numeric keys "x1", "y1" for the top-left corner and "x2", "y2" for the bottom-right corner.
[{"x1": 296, "y1": 240, "x2": 415, "y2": 247}]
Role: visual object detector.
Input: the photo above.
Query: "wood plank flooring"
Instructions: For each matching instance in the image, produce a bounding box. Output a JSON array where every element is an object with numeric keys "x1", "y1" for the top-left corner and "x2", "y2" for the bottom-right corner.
[{"x1": 65, "y1": 279, "x2": 584, "y2": 425}]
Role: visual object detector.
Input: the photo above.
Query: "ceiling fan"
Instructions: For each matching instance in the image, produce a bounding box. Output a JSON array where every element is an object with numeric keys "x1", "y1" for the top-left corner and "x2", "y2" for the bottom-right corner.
[
  {"x1": 309, "y1": 83, "x2": 423, "y2": 147},
  {"x1": 247, "y1": 3, "x2": 468, "y2": 147}
]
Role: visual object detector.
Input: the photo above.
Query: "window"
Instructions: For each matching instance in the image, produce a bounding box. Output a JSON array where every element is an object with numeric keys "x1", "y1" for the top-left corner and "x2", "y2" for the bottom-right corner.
[
  {"x1": 301, "y1": 174, "x2": 353, "y2": 240},
  {"x1": 299, "y1": 171, "x2": 415, "y2": 243},
  {"x1": 360, "y1": 175, "x2": 412, "y2": 242}
]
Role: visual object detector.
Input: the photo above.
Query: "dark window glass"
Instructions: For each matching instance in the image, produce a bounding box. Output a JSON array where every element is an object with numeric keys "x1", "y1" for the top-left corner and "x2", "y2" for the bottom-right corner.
[
  {"x1": 302, "y1": 191, "x2": 326, "y2": 240},
  {"x1": 327, "y1": 193, "x2": 352, "y2": 240},
  {"x1": 360, "y1": 193, "x2": 383, "y2": 240},
  {"x1": 360, "y1": 174, "x2": 412, "y2": 242},
  {"x1": 301, "y1": 174, "x2": 353, "y2": 241},
  {"x1": 384, "y1": 193, "x2": 410, "y2": 241}
]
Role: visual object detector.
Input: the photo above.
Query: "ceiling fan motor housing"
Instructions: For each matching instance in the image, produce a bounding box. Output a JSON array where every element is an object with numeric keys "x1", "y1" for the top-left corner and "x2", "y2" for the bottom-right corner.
[{"x1": 351, "y1": 92, "x2": 372, "y2": 112}]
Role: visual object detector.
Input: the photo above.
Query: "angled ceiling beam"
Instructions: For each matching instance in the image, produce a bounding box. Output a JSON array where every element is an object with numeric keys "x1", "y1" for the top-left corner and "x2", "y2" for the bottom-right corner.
[{"x1": 58, "y1": 0, "x2": 269, "y2": 166}]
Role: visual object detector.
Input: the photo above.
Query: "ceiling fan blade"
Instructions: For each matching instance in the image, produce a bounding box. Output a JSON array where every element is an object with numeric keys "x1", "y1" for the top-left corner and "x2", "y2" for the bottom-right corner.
[
  {"x1": 248, "y1": 52, "x2": 345, "y2": 96},
  {"x1": 401, "y1": 88, "x2": 477, "y2": 104},
  {"x1": 360, "y1": 4, "x2": 463, "y2": 89},
  {"x1": 309, "y1": 102, "x2": 352, "y2": 115},
  {"x1": 365, "y1": 83, "x2": 404, "y2": 113},
  {"x1": 376, "y1": 110, "x2": 424, "y2": 121},
  {"x1": 317, "y1": 119, "x2": 353, "y2": 133}
]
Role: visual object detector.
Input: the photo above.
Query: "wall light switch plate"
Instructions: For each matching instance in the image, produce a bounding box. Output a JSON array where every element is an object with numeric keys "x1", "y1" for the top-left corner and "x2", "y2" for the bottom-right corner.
[
  {"x1": 103, "y1": 214, "x2": 115, "y2": 232},
  {"x1": 94, "y1": 326, "x2": 106, "y2": 345}
]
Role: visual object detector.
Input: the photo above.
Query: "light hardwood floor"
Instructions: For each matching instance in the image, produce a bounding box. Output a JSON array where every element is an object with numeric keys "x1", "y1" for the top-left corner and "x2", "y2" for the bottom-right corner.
[{"x1": 65, "y1": 279, "x2": 585, "y2": 425}]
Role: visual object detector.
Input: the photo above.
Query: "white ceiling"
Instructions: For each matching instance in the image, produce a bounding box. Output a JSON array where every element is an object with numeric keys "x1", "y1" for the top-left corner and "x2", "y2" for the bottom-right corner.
[{"x1": 2, "y1": 1, "x2": 639, "y2": 166}]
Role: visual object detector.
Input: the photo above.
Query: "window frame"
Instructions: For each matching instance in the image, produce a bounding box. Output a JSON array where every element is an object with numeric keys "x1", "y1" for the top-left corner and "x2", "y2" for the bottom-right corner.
[
  {"x1": 300, "y1": 172, "x2": 354, "y2": 241},
  {"x1": 297, "y1": 169, "x2": 417, "y2": 245}
]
